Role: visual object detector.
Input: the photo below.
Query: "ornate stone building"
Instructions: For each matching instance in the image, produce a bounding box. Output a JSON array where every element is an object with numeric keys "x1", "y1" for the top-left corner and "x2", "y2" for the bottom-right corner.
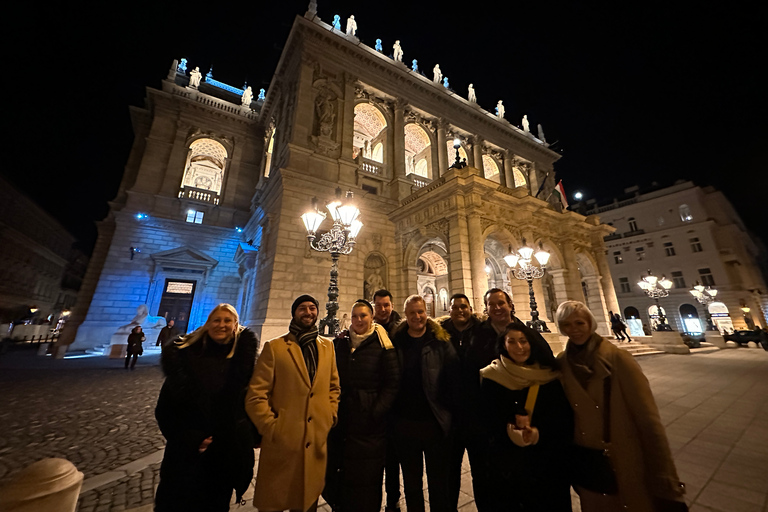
[{"x1": 62, "y1": 8, "x2": 619, "y2": 350}]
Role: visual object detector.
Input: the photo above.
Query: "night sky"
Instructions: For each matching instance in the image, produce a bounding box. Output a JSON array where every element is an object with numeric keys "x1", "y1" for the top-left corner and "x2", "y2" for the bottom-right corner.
[{"x1": 6, "y1": 1, "x2": 766, "y2": 254}]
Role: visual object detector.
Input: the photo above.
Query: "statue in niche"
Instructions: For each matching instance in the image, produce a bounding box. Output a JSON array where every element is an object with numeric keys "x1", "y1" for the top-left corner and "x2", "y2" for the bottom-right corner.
[
  {"x1": 393, "y1": 40, "x2": 403, "y2": 62},
  {"x1": 375, "y1": 39, "x2": 383, "y2": 52},
  {"x1": 537, "y1": 123, "x2": 547, "y2": 143},
  {"x1": 258, "y1": 88, "x2": 266, "y2": 101},
  {"x1": 468, "y1": 83, "x2": 476, "y2": 103},
  {"x1": 443, "y1": 76, "x2": 449, "y2": 89},
  {"x1": 241, "y1": 86, "x2": 253, "y2": 106},
  {"x1": 346, "y1": 15, "x2": 357, "y2": 36},
  {"x1": 333, "y1": 15, "x2": 341, "y2": 31},
  {"x1": 522, "y1": 114, "x2": 530, "y2": 132},
  {"x1": 189, "y1": 67, "x2": 202, "y2": 88},
  {"x1": 364, "y1": 268, "x2": 385, "y2": 301},
  {"x1": 178, "y1": 58, "x2": 188, "y2": 73},
  {"x1": 412, "y1": 59, "x2": 418, "y2": 72},
  {"x1": 433, "y1": 64, "x2": 442, "y2": 83},
  {"x1": 315, "y1": 91, "x2": 336, "y2": 138},
  {"x1": 496, "y1": 100, "x2": 505, "y2": 119}
]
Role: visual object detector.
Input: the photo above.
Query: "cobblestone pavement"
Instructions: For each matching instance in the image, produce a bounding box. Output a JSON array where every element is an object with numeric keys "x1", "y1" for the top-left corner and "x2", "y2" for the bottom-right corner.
[{"x1": 1, "y1": 346, "x2": 766, "y2": 512}]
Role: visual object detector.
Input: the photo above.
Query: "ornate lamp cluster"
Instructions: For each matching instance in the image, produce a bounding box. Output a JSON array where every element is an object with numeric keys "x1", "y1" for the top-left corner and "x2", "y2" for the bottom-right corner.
[
  {"x1": 690, "y1": 281, "x2": 718, "y2": 331},
  {"x1": 637, "y1": 270, "x2": 673, "y2": 331},
  {"x1": 504, "y1": 239, "x2": 551, "y2": 332},
  {"x1": 301, "y1": 188, "x2": 363, "y2": 335}
]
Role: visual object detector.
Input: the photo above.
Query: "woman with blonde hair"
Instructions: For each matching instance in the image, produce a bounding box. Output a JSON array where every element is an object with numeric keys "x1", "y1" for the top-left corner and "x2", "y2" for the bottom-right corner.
[
  {"x1": 556, "y1": 300, "x2": 687, "y2": 512},
  {"x1": 154, "y1": 304, "x2": 260, "y2": 512}
]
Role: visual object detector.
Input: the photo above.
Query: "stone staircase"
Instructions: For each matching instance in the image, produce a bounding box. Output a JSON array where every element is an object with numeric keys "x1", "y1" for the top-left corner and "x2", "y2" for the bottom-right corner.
[{"x1": 609, "y1": 339, "x2": 665, "y2": 357}]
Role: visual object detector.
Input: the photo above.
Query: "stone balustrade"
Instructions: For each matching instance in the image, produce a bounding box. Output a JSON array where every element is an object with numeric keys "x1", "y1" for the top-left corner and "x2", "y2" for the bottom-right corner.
[{"x1": 178, "y1": 187, "x2": 221, "y2": 205}]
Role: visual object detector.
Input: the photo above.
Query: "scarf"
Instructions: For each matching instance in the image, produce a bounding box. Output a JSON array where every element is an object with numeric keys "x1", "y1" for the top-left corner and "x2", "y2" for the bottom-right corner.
[
  {"x1": 480, "y1": 355, "x2": 559, "y2": 391},
  {"x1": 289, "y1": 319, "x2": 319, "y2": 384},
  {"x1": 565, "y1": 332, "x2": 604, "y2": 388},
  {"x1": 349, "y1": 323, "x2": 395, "y2": 352}
]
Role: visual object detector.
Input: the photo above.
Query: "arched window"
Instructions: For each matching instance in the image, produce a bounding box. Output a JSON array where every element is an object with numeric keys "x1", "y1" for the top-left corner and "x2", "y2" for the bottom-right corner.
[
  {"x1": 679, "y1": 204, "x2": 693, "y2": 222},
  {"x1": 512, "y1": 168, "x2": 527, "y2": 188},
  {"x1": 404, "y1": 123, "x2": 432, "y2": 179},
  {"x1": 482, "y1": 154, "x2": 500, "y2": 181},
  {"x1": 353, "y1": 103, "x2": 387, "y2": 162},
  {"x1": 372, "y1": 142, "x2": 383, "y2": 163},
  {"x1": 180, "y1": 138, "x2": 228, "y2": 201}
]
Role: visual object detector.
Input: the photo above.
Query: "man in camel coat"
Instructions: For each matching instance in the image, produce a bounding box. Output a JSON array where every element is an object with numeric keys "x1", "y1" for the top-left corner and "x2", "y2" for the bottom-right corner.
[{"x1": 246, "y1": 295, "x2": 341, "y2": 512}]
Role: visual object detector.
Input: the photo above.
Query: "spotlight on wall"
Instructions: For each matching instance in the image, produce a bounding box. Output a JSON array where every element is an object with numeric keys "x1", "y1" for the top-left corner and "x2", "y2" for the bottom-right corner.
[
  {"x1": 235, "y1": 226, "x2": 244, "y2": 233},
  {"x1": 130, "y1": 247, "x2": 141, "y2": 260},
  {"x1": 135, "y1": 213, "x2": 148, "y2": 220}
]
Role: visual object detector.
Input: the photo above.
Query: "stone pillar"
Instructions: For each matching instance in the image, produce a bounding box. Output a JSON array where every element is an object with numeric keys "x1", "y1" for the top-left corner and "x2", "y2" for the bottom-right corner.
[
  {"x1": 585, "y1": 275, "x2": 610, "y2": 335},
  {"x1": 498, "y1": 151, "x2": 509, "y2": 188},
  {"x1": 472, "y1": 137, "x2": 484, "y2": 175},
  {"x1": 340, "y1": 74, "x2": 357, "y2": 160},
  {"x1": 467, "y1": 213, "x2": 488, "y2": 314},
  {"x1": 593, "y1": 247, "x2": 621, "y2": 316},
  {"x1": 447, "y1": 214, "x2": 475, "y2": 305},
  {"x1": 392, "y1": 100, "x2": 407, "y2": 179},
  {"x1": 509, "y1": 277, "x2": 531, "y2": 320},
  {"x1": 561, "y1": 241, "x2": 585, "y2": 302},
  {"x1": 528, "y1": 164, "x2": 542, "y2": 198},
  {"x1": 436, "y1": 119, "x2": 448, "y2": 176}
]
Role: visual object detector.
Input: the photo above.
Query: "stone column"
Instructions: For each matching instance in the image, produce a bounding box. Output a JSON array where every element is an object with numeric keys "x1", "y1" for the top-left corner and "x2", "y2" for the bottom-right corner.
[
  {"x1": 561, "y1": 241, "x2": 585, "y2": 302},
  {"x1": 447, "y1": 214, "x2": 475, "y2": 304},
  {"x1": 436, "y1": 119, "x2": 448, "y2": 176},
  {"x1": 509, "y1": 277, "x2": 531, "y2": 321},
  {"x1": 472, "y1": 137, "x2": 484, "y2": 174},
  {"x1": 593, "y1": 247, "x2": 621, "y2": 317},
  {"x1": 498, "y1": 151, "x2": 509, "y2": 188},
  {"x1": 467, "y1": 213, "x2": 488, "y2": 313},
  {"x1": 584, "y1": 275, "x2": 610, "y2": 335},
  {"x1": 340, "y1": 74, "x2": 357, "y2": 160},
  {"x1": 392, "y1": 100, "x2": 407, "y2": 179}
]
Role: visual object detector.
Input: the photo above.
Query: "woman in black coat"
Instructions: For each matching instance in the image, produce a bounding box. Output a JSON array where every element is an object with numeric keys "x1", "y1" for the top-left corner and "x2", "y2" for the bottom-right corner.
[
  {"x1": 125, "y1": 326, "x2": 145, "y2": 369},
  {"x1": 323, "y1": 299, "x2": 400, "y2": 512},
  {"x1": 154, "y1": 303, "x2": 259, "y2": 512},
  {"x1": 479, "y1": 323, "x2": 573, "y2": 512}
]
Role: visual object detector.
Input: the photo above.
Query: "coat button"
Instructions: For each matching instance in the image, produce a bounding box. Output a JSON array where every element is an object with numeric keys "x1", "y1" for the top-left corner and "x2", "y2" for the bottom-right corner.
[
  {"x1": 308, "y1": 417, "x2": 312, "y2": 423},
  {"x1": 306, "y1": 442, "x2": 311, "y2": 448},
  {"x1": 310, "y1": 392, "x2": 314, "y2": 397},
  {"x1": 574, "y1": 403, "x2": 579, "y2": 407}
]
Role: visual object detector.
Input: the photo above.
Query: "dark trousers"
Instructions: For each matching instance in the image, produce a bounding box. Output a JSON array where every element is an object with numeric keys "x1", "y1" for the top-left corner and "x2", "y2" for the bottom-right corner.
[
  {"x1": 125, "y1": 353, "x2": 138, "y2": 369},
  {"x1": 384, "y1": 435, "x2": 401, "y2": 509},
  {"x1": 449, "y1": 431, "x2": 493, "y2": 512},
  {"x1": 394, "y1": 418, "x2": 452, "y2": 512}
]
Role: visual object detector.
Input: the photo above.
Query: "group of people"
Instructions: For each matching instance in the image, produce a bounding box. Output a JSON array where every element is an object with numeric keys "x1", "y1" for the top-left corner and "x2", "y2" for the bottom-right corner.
[
  {"x1": 152, "y1": 288, "x2": 688, "y2": 512},
  {"x1": 609, "y1": 311, "x2": 632, "y2": 342}
]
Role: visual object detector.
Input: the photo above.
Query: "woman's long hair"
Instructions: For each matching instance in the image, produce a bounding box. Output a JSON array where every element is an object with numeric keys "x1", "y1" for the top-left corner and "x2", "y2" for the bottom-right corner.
[
  {"x1": 496, "y1": 322, "x2": 558, "y2": 369},
  {"x1": 176, "y1": 303, "x2": 245, "y2": 358}
]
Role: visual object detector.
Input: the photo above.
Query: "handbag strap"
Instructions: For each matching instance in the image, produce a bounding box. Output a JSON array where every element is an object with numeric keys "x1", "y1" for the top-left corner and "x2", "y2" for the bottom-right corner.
[
  {"x1": 525, "y1": 383, "x2": 540, "y2": 421},
  {"x1": 603, "y1": 376, "x2": 611, "y2": 443}
]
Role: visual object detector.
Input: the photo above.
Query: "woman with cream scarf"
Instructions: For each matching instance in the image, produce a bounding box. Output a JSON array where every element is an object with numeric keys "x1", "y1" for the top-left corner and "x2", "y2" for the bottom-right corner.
[
  {"x1": 480, "y1": 323, "x2": 573, "y2": 511},
  {"x1": 323, "y1": 299, "x2": 400, "y2": 512}
]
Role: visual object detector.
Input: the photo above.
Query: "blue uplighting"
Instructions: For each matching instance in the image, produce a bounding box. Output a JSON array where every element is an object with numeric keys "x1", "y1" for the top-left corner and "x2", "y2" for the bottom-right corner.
[
  {"x1": 136, "y1": 213, "x2": 148, "y2": 220},
  {"x1": 205, "y1": 77, "x2": 245, "y2": 96},
  {"x1": 235, "y1": 227, "x2": 243, "y2": 233}
]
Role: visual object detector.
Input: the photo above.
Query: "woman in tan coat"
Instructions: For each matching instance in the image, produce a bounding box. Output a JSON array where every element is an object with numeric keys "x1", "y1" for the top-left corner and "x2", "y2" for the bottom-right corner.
[
  {"x1": 246, "y1": 295, "x2": 340, "y2": 512},
  {"x1": 556, "y1": 300, "x2": 687, "y2": 512}
]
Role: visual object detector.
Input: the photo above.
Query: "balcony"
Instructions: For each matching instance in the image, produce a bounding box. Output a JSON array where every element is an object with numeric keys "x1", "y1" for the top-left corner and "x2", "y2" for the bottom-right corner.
[
  {"x1": 179, "y1": 187, "x2": 220, "y2": 205},
  {"x1": 622, "y1": 229, "x2": 645, "y2": 237},
  {"x1": 355, "y1": 156, "x2": 388, "y2": 179}
]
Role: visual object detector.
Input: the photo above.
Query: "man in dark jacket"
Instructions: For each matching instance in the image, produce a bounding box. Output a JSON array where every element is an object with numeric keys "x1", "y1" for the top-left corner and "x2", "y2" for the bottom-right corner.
[
  {"x1": 439, "y1": 294, "x2": 492, "y2": 512},
  {"x1": 373, "y1": 288, "x2": 403, "y2": 512},
  {"x1": 157, "y1": 319, "x2": 180, "y2": 346},
  {"x1": 391, "y1": 295, "x2": 459, "y2": 512}
]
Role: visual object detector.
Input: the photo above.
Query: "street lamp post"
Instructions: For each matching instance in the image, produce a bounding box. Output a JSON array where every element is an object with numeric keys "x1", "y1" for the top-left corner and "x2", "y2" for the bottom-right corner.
[
  {"x1": 689, "y1": 281, "x2": 718, "y2": 331},
  {"x1": 504, "y1": 239, "x2": 551, "y2": 332},
  {"x1": 638, "y1": 271, "x2": 674, "y2": 331},
  {"x1": 301, "y1": 188, "x2": 363, "y2": 336}
]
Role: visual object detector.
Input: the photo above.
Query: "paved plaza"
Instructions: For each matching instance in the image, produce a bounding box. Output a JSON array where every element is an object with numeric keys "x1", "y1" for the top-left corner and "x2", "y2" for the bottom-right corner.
[{"x1": 0, "y1": 346, "x2": 766, "y2": 512}]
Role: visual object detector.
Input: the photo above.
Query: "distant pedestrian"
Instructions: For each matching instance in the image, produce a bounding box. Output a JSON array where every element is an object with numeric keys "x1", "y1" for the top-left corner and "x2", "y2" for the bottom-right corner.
[
  {"x1": 125, "y1": 326, "x2": 145, "y2": 369},
  {"x1": 616, "y1": 315, "x2": 631, "y2": 342},
  {"x1": 154, "y1": 303, "x2": 259, "y2": 512},
  {"x1": 156, "y1": 319, "x2": 180, "y2": 346},
  {"x1": 609, "y1": 311, "x2": 625, "y2": 341}
]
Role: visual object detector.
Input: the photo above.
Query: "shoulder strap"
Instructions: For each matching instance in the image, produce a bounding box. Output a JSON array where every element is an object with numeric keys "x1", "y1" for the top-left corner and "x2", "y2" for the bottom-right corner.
[{"x1": 525, "y1": 384, "x2": 540, "y2": 421}]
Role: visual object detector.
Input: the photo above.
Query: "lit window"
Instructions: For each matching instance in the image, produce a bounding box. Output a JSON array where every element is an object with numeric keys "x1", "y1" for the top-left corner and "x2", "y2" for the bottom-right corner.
[
  {"x1": 679, "y1": 204, "x2": 693, "y2": 222},
  {"x1": 628, "y1": 217, "x2": 639, "y2": 232},
  {"x1": 619, "y1": 277, "x2": 631, "y2": 293},
  {"x1": 635, "y1": 246, "x2": 645, "y2": 260},
  {"x1": 613, "y1": 251, "x2": 623, "y2": 264},
  {"x1": 671, "y1": 271, "x2": 686, "y2": 289},
  {"x1": 690, "y1": 237, "x2": 703, "y2": 253},
  {"x1": 664, "y1": 242, "x2": 676, "y2": 256},
  {"x1": 186, "y1": 210, "x2": 204, "y2": 224},
  {"x1": 698, "y1": 268, "x2": 715, "y2": 286}
]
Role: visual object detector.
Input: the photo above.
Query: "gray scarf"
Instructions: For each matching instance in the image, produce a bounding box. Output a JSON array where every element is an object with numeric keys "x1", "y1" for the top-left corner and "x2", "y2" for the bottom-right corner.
[{"x1": 289, "y1": 320, "x2": 319, "y2": 384}]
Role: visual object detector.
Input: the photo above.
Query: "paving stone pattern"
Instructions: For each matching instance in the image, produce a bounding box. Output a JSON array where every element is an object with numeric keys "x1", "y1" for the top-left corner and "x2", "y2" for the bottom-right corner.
[{"x1": 77, "y1": 463, "x2": 160, "y2": 512}]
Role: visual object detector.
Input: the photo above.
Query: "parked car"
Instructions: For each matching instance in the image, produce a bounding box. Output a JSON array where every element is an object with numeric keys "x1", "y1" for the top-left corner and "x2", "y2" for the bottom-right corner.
[{"x1": 724, "y1": 329, "x2": 768, "y2": 350}]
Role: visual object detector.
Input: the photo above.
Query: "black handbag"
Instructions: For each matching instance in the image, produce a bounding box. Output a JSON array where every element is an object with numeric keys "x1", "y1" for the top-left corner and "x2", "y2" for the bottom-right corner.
[{"x1": 570, "y1": 377, "x2": 618, "y2": 494}]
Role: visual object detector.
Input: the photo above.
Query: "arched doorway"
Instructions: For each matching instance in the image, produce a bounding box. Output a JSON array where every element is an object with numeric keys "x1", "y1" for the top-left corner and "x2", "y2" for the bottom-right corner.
[
  {"x1": 679, "y1": 303, "x2": 702, "y2": 333},
  {"x1": 648, "y1": 305, "x2": 667, "y2": 331},
  {"x1": 708, "y1": 301, "x2": 733, "y2": 333},
  {"x1": 623, "y1": 306, "x2": 644, "y2": 337},
  {"x1": 416, "y1": 240, "x2": 449, "y2": 316}
]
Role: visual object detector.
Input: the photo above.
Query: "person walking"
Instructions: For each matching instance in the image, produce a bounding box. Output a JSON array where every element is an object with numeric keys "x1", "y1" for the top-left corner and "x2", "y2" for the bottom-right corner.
[
  {"x1": 125, "y1": 326, "x2": 145, "y2": 370},
  {"x1": 154, "y1": 303, "x2": 259, "y2": 512},
  {"x1": 391, "y1": 295, "x2": 459, "y2": 512},
  {"x1": 246, "y1": 295, "x2": 341, "y2": 512},
  {"x1": 156, "y1": 319, "x2": 179, "y2": 346},
  {"x1": 323, "y1": 299, "x2": 400, "y2": 512},
  {"x1": 556, "y1": 301, "x2": 687, "y2": 512},
  {"x1": 608, "y1": 311, "x2": 625, "y2": 341},
  {"x1": 479, "y1": 323, "x2": 573, "y2": 511}
]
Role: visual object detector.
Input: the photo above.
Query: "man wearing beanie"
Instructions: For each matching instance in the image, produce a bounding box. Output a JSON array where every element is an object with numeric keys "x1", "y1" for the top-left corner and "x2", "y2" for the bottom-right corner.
[{"x1": 246, "y1": 295, "x2": 340, "y2": 512}]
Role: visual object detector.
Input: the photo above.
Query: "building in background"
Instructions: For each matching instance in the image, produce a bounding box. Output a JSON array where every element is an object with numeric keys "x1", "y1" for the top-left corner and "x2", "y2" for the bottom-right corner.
[
  {"x1": 60, "y1": 8, "x2": 620, "y2": 351},
  {"x1": 580, "y1": 180, "x2": 768, "y2": 336},
  {"x1": 0, "y1": 176, "x2": 88, "y2": 338}
]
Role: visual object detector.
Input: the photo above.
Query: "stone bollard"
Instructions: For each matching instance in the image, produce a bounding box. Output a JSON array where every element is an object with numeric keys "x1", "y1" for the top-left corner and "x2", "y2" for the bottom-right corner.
[{"x1": 0, "y1": 458, "x2": 83, "y2": 512}]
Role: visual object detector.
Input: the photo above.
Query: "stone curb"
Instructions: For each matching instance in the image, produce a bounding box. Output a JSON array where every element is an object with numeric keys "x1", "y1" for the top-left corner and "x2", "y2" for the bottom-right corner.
[{"x1": 79, "y1": 449, "x2": 164, "y2": 494}]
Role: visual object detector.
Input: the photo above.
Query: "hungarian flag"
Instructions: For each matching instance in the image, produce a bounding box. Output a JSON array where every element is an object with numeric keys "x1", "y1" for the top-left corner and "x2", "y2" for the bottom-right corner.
[{"x1": 552, "y1": 180, "x2": 568, "y2": 208}]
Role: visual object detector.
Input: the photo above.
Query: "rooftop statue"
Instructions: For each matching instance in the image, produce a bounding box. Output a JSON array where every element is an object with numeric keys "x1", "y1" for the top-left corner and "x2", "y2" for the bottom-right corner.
[
  {"x1": 433, "y1": 64, "x2": 442, "y2": 83},
  {"x1": 333, "y1": 15, "x2": 341, "y2": 31},
  {"x1": 258, "y1": 88, "x2": 266, "y2": 101},
  {"x1": 178, "y1": 58, "x2": 187, "y2": 73},
  {"x1": 522, "y1": 114, "x2": 530, "y2": 133},
  {"x1": 393, "y1": 40, "x2": 403, "y2": 62},
  {"x1": 496, "y1": 100, "x2": 505, "y2": 119},
  {"x1": 537, "y1": 123, "x2": 546, "y2": 143},
  {"x1": 375, "y1": 39, "x2": 383, "y2": 52},
  {"x1": 346, "y1": 15, "x2": 357, "y2": 36},
  {"x1": 189, "y1": 67, "x2": 202, "y2": 88},
  {"x1": 241, "y1": 86, "x2": 253, "y2": 106},
  {"x1": 468, "y1": 83, "x2": 476, "y2": 103},
  {"x1": 443, "y1": 77, "x2": 449, "y2": 89},
  {"x1": 412, "y1": 59, "x2": 418, "y2": 72}
]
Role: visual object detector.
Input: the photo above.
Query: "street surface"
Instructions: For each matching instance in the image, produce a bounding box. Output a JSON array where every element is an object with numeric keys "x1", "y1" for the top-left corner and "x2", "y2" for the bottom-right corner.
[{"x1": 0, "y1": 346, "x2": 766, "y2": 512}]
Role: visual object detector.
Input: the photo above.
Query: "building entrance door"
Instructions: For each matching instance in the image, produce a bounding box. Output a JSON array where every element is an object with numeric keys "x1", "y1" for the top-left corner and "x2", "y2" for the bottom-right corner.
[{"x1": 157, "y1": 279, "x2": 196, "y2": 334}]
